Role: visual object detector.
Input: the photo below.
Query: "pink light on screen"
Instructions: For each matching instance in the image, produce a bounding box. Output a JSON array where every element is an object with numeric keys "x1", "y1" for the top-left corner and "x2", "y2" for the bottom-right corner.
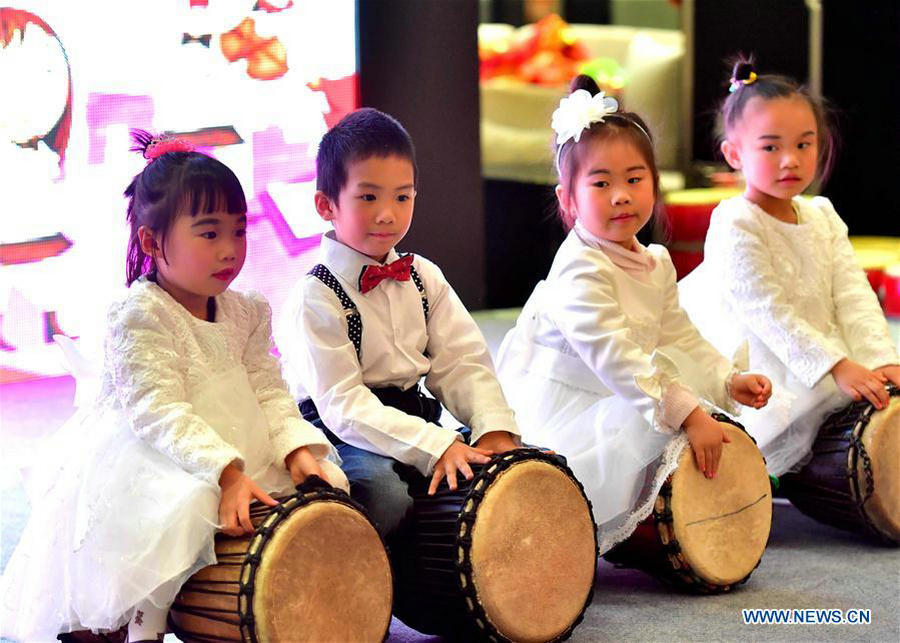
[{"x1": 86, "y1": 93, "x2": 154, "y2": 165}]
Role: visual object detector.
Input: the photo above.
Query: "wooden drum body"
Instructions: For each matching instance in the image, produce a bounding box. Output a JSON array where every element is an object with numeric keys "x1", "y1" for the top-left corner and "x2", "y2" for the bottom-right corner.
[
  {"x1": 604, "y1": 416, "x2": 772, "y2": 593},
  {"x1": 169, "y1": 479, "x2": 393, "y2": 643},
  {"x1": 782, "y1": 386, "x2": 900, "y2": 545},
  {"x1": 395, "y1": 449, "x2": 598, "y2": 643}
]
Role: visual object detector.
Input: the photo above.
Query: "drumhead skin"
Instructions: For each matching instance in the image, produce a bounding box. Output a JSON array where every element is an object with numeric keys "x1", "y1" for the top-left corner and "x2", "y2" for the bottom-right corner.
[
  {"x1": 469, "y1": 459, "x2": 597, "y2": 643},
  {"x1": 170, "y1": 492, "x2": 393, "y2": 643},
  {"x1": 254, "y1": 501, "x2": 393, "y2": 643},
  {"x1": 669, "y1": 422, "x2": 772, "y2": 586},
  {"x1": 860, "y1": 396, "x2": 900, "y2": 541}
]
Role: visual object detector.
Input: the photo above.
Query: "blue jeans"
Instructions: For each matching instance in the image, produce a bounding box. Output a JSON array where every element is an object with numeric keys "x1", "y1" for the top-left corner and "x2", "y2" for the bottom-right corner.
[{"x1": 333, "y1": 441, "x2": 420, "y2": 542}]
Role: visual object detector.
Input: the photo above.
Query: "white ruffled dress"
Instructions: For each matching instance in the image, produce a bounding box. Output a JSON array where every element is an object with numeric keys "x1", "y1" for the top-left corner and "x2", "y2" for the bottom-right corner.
[
  {"x1": 0, "y1": 280, "x2": 340, "y2": 642},
  {"x1": 679, "y1": 196, "x2": 899, "y2": 475},
  {"x1": 497, "y1": 228, "x2": 744, "y2": 554}
]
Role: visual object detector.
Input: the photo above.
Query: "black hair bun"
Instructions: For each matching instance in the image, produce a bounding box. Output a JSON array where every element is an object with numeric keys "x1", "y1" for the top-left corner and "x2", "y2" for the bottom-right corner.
[
  {"x1": 732, "y1": 60, "x2": 755, "y2": 82},
  {"x1": 569, "y1": 74, "x2": 601, "y2": 96}
]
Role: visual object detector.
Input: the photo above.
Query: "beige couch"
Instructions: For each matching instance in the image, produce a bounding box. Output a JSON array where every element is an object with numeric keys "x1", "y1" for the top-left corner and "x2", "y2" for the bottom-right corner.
[{"x1": 480, "y1": 23, "x2": 684, "y2": 189}]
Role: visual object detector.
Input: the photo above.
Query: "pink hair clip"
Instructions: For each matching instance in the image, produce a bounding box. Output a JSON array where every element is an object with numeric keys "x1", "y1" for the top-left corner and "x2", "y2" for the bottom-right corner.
[{"x1": 144, "y1": 135, "x2": 195, "y2": 161}]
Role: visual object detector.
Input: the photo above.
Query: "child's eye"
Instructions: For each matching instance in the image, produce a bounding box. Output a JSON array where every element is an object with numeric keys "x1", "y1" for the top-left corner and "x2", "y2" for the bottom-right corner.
[
  {"x1": 359, "y1": 194, "x2": 376, "y2": 202},
  {"x1": 397, "y1": 194, "x2": 410, "y2": 202},
  {"x1": 761, "y1": 145, "x2": 777, "y2": 152},
  {"x1": 798, "y1": 142, "x2": 812, "y2": 149},
  {"x1": 235, "y1": 228, "x2": 247, "y2": 238},
  {"x1": 592, "y1": 181, "x2": 609, "y2": 188},
  {"x1": 627, "y1": 177, "x2": 642, "y2": 184},
  {"x1": 200, "y1": 231, "x2": 217, "y2": 239}
]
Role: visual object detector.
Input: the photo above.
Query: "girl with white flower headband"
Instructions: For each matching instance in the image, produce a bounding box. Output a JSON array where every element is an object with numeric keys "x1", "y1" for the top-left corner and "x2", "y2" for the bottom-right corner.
[
  {"x1": 678, "y1": 58, "x2": 899, "y2": 479},
  {"x1": 496, "y1": 75, "x2": 772, "y2": 553}
]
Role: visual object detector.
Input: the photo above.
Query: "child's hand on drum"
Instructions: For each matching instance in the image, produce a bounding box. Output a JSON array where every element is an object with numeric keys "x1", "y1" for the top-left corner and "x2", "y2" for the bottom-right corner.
[
  {"x1": 683, "y1": 408, "x2": 731, "y2": 479},
  {"x1": 874, "y1": 364, "x2": 900, "y2": 389},
  {"x1": 429, "y1": 441, "x2": 494, "y2": 495},
  {"x1": 218, "y1": 462, "x2": 278, "y2": 536},
  {"x1": 474, "y1": 430, "x2": 520, "y2": 454},
  {"x1": 831, "y1": 358, "x2": 890, "y2": 409},
  {"x1": 285, "y1": 446, "x2": 326, "y2": 485},
  {"x1": 730, "y1": 373, "x2": 772, "y2": 408}
]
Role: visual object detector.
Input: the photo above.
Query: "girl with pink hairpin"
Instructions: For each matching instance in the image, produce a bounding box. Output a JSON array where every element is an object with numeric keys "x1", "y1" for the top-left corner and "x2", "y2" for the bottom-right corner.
[{"x1": 0, "y1": 130, "x2": 347, "y2": 642}]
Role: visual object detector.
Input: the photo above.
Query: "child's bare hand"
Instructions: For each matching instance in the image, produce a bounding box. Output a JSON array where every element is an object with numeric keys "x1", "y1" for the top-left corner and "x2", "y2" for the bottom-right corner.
[
  {"x1": 285, "y1": 446, "x2": 325, "y2": 485},
  {"x1": 682, "y1": 408, "x2": 731, "y2": 479},
  {"x1": 832, "y1": 358, "x2": 889, "y2": 409},
  {"x1": 730, "y1": 373, "x2": 772, "y2": 409},
  {"x1": 285, "y1": 446, "x2": 346, "y2": 489},
  {"x1": 428, "y1": 441, "x2": 493, "y2": 495},
  {"x1": 474, "y1": 430, "x2": 520, "y2": 454},
  {"x1": 218, "y1": 462, "x2": 277, "y2": 537},
  {"x1": 874, "y1": 364, "x2": 900, "y2": 389}
]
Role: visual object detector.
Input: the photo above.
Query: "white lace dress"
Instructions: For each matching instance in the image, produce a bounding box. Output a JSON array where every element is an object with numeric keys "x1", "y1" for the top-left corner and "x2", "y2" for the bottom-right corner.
[
  {"x1": 679, "y1": 196, "x2": 899, "y2": 475},
  {"x1": 496, "y1": 230, "x2": 743, "y2": 554},
  {"x1": 0, "y1": 279, "x2": 340, "y2": 641}
]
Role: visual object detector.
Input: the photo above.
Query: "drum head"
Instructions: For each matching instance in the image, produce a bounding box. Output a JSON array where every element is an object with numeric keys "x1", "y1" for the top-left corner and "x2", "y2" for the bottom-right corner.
[
  {"x1": 860, "y1": 397, "x2": 900, "y2": 541},
  {"x1": 469, "y1": 459, "x2": 596, "y2": 643},
  {"x1": 670, "y1": 423, "x2": 772, "y2": 586},
  {"x1": 254, "y1": 500, "x2": 393, "y2": 643}
]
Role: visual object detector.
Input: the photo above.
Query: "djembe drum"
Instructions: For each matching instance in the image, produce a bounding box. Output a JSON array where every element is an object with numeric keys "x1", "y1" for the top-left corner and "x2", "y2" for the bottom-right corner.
[
  {"x1": 394, "y1": 449, "x2": 598, "y2": 643},
  {"x1": 782, "y1": 385, "x2": 900, "y2": 545},
  {"x1": 604, "y1": 415, "x2": 772, "y2": 593},
  {"x1": 168, "y1": 477, "x2": 393, "y2": 643}
]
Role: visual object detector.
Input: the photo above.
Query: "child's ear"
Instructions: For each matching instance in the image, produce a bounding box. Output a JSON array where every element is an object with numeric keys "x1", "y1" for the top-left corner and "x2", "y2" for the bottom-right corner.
[
  {"x1": 721, "y1": 139, "x2": 742, "y2": 170},
  {"x1": 314, "y1": 190, "x2": 337, "y2": 221},
  {"x1": 555, "y1": 184, "x2": 572, "y2": 218},
  {"x1": 137, "y1": 226, "x2": 159, "y2": 257}
]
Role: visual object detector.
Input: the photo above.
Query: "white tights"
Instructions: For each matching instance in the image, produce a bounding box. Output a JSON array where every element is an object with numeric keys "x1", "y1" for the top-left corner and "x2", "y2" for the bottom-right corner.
[{"x1": 127, "y1": 599, "x2": 168, "y2": 642}]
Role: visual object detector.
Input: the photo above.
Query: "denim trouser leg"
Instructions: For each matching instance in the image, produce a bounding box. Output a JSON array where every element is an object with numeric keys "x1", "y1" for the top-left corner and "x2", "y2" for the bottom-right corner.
[{"x1": 334, "y1": 442, "x2": 416, "y2": 542}]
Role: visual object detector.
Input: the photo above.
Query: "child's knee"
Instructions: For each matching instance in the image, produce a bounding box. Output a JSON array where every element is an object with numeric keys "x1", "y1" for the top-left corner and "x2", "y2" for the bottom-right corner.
[{"x1": 351, "y1": 464, "x2": 413, "y2": 535}]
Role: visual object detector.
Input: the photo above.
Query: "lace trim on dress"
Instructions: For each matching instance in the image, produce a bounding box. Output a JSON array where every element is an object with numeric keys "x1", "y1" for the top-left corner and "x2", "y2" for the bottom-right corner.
[{"x1": 597, "y1": 431, "x2": 690, "y2": 554}]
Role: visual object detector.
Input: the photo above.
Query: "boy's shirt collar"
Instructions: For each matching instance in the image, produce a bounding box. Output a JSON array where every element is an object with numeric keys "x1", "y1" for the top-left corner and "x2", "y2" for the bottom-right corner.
[{"x1": 320, "y1": 231, "x2": 401, "y2": 291}]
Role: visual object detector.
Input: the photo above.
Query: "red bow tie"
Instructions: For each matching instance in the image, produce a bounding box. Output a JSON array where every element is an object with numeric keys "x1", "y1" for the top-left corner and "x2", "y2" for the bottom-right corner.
[{"x1": 358, "y1": 255, "x2": 414, "y2": 293}]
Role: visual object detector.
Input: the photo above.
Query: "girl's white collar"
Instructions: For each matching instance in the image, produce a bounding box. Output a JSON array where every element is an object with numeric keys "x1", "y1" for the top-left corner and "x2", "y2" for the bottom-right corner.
[{"x1": 573, "y1": 219, "x2": 656, "y2": 275}]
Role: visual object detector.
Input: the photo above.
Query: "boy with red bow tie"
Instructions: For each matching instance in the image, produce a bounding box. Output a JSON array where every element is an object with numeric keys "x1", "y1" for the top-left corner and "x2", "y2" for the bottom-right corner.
[{"x1": 276, "y1": 108, "x2": 520, "y2": 545}]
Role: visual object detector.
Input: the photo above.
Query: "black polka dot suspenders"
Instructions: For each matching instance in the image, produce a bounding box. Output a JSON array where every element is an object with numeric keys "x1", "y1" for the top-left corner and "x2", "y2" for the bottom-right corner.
[
  {"x1": 308, "y1": 255, "x2": 429, "y2": 359},
  {"x1": 406, "y1": 256, "x2": 430, "y2": 319}
]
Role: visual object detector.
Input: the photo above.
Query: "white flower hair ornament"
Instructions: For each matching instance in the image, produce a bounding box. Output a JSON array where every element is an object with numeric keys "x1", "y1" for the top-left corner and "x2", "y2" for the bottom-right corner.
[
  {"x1": 552, "y1": 89, "x2": 619, "y2": 172},
  {"x1": 551, "y1": 89, "x2": 619, "y2": 147}
]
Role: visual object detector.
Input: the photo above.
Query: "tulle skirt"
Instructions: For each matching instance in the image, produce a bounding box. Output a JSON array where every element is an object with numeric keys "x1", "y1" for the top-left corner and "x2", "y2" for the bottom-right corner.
[
  {"x1": 0, "y1": 368, "x2": 301, "y2": 641},
  {"x1": 497, "y1": 327, "x2": 688, "y2": 555}
]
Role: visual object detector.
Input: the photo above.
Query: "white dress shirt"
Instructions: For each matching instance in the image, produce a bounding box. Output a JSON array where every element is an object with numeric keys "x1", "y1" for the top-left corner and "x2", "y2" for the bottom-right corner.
[{"x1": 277, "y1": 232, "x2": 520, "y2": 475}]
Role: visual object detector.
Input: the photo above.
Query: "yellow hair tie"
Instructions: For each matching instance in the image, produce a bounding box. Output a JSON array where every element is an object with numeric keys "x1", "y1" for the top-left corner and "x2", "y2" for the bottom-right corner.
[{"x1": 729, "y1": 71, "x2": 758, "y2": 93}]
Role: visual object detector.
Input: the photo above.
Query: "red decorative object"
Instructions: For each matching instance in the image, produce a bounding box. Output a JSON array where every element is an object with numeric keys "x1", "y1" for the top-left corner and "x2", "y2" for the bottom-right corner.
[
  {"x1": 307, "y1": 74, "x2": 358, "y2": 129},
  {"x1": 220, "y1": 17, "x2": 288, "y2": 81},
  {"x1": 479, "y1": 14, "x2": 589, "y2": 86},
  {"x1": 883, "y1": 266, "x2": 900, "y2": 317}
]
